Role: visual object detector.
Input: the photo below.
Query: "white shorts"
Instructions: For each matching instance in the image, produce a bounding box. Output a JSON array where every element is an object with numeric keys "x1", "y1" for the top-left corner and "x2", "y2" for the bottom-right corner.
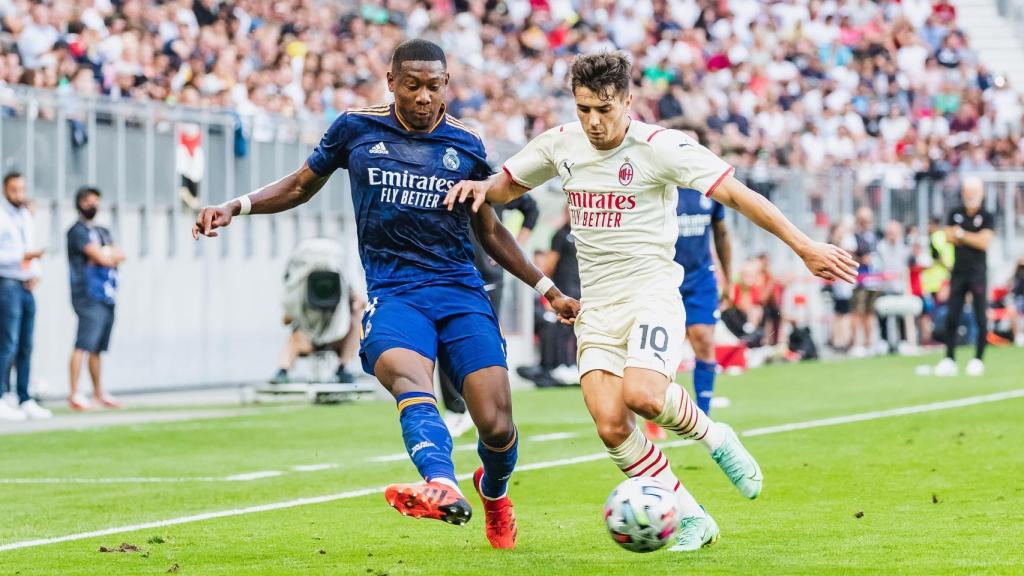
[{"x1": 575, "y1": 292, "x2": 686, "y2": 380}]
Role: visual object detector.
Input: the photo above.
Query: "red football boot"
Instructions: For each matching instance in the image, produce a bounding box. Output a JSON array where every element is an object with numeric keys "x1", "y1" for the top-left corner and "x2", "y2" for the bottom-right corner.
[
  {"x1": 644, "y1": 419, "x2": 667, "y2": 440},
  {"x1": 472, "y1": 466, "x2": 517, "y2": 549},
  {"x1": 384, "y1": 480, "x2": 472, "y2": 525}
]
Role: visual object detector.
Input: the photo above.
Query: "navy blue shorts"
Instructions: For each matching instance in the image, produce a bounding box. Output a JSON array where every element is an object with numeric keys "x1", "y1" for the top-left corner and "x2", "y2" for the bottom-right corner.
[
  {"x1": 681, "y1": 271, "x2": 720, "y2": 327},
  {"x1": 73, "y1": 299, "x2": 115, "y2": 353},
  {"x1": 359, "y1": 283, "x2": 507, "y2": 389}
]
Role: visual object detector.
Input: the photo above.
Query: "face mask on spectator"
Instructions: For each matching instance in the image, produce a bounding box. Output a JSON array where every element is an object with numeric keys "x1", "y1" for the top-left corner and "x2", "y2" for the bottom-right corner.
[{"x1": 79, "y1": 206, "x2": 97, "y2": 220}]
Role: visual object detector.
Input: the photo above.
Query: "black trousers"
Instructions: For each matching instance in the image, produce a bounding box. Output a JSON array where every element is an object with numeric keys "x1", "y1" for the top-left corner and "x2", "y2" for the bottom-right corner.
[
  {"x1": 439, "y1": 283, "x2": 503, "y2": 414},
  {"x1": 944, "y1": 269, "x2": 988, "y2": 360}
]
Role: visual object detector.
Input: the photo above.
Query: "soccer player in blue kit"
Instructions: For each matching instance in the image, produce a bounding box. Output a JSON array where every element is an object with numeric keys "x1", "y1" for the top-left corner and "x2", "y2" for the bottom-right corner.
[
  {"x1": 676, "y1": 188, "x2": 732, "y2": 414},
  {"x1": 192, "y1": 39, "x2": 580, "y2": 550}
]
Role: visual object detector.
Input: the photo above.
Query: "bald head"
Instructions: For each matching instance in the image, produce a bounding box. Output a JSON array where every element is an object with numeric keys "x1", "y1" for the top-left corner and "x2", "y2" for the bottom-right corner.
[
  {"x1": 962, "y1": 176, "x2": 984, "y2": 211},
  {"x1": 855, "y1": 206, "x2": 874, "y2": 230}
]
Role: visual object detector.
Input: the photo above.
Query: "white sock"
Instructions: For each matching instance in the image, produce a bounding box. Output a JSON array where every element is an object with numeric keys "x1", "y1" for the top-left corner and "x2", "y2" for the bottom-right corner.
[
  {"x1": 431, "y1": 476, "x2": 463, "y2": 496},
  {"x1": 607, "y1": 427, "x2": 705, "y2": 519},
  {"x1": 653, "y1": 383, "x2": 725, "y2": 451}
]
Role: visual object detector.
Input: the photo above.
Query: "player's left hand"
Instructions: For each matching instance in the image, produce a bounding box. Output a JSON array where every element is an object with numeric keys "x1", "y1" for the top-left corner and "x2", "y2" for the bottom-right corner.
[
  {"x1": 799, "y1": 242, "x2": 859, "y2": 284},
  {"x1": 444, "y1": 180, "x2": 490, "y2": 213},
  {"x1": 548, "y1": 294, "x2": 581, "y2": 325}
]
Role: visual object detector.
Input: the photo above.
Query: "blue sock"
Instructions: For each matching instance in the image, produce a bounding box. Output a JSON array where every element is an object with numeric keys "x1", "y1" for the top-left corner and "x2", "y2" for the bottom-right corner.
[
  {"x1": 477, "y1": 426, "x2": 518, "y2": 499},
  {"x1": 693, "y1": 360, "x2": 717, "y2": 415},
  {"x1": 396, "y1": 392, "x2": 457, "y2": 485}
]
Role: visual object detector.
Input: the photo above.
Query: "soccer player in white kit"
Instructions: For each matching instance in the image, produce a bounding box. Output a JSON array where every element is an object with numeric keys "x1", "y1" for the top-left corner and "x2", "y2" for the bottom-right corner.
[{"x1": 445, "y1": 52, "x2": 858, "y2": 551}]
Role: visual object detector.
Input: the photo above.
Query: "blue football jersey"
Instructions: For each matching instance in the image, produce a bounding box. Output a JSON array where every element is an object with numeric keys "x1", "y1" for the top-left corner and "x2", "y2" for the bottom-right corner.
[
  {"x1": 674, "y1": 187, "x2": 725, "y2": 282},
  {"x1": 306, "y1": 104, "x2": 492, "y2": 295}
]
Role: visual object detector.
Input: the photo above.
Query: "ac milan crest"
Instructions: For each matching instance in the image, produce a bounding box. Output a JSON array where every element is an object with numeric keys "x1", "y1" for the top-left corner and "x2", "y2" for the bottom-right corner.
[{"x1": 618, "y1": 158, "x2": 634, "y2": 186}]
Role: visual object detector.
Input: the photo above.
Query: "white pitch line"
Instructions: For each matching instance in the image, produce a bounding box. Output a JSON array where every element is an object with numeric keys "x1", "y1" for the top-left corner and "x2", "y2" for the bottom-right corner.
[
  {"x1": 741, "y1": 388, "x2": 1024, "y2": 437},
  {"x1": 530, "y1": 432, "x2": 579, "y2": 442},
  {"x1": 291, "y1": 464, "x2": 338, "y2": 472},
  {"x1": 2, "y1": 388, "x2": 1021, "y2": 553},
  {"x1": 0, "y1": 477, "x2": 223, "y2": 485},
  {"x1": 222, "y1": 471, "x2": 282, "y2": 481}
]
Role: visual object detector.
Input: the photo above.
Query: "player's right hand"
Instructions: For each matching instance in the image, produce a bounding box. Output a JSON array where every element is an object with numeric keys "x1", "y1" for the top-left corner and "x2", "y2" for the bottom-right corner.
[
  {"x1": 444, "y1": 180, "x2": 490, "y2": 213},
  {"x1": 548, "y1": 294, "x2": 581, "y2": 325},
  {"x1": 192, "y1": 204, "x2": 234, "y2": 239}
]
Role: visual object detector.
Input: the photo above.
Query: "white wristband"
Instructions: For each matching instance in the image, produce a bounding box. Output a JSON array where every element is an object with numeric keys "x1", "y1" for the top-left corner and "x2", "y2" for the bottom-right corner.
[
  {"x1": 533, "y1": 276, "x2": 555, "y2": 297},
  {"x1": 236, "y1": 194, "x2": 252, "y2": 216}
]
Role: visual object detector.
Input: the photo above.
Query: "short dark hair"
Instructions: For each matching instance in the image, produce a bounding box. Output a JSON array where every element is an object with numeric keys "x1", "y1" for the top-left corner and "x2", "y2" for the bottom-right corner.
[
  {"x1": 75, "y1": 186, "x2": 101, "y2": 209},
  {"x1": 571, "y1": 52, "x2": 632, "y2": 100},
  {"x1": 391, "y1": 39, "x2": 446, "y2": 73},
  {"x1": 3, "y1": 171, "x2": 22, "y2": 188}
]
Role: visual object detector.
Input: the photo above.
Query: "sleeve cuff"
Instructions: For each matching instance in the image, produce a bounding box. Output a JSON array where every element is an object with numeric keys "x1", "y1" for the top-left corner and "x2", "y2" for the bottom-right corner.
[
  {"x1": 502, "y1": 165, "x2": 530, "y2": 189},
  {"x1": 705, "y1": 167, "x2": 735, "y2": 198}
]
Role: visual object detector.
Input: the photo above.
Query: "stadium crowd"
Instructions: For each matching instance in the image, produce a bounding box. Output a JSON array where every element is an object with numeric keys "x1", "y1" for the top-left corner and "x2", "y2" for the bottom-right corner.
[{"x1": 2, "y1": 0, "x2": 1023, "y2": 174}]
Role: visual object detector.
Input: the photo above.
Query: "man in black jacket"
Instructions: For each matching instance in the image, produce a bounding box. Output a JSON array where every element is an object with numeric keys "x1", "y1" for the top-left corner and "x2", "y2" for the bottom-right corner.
[{"x1": 934, "y1": 177, "x2": 994, "y2": 377}]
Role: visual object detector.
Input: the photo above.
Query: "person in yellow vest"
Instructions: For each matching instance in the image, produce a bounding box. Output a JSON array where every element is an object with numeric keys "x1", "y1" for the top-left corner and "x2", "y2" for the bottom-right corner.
[{"x1": 920, "y1": 217, "x2": 954, "y2": 345}]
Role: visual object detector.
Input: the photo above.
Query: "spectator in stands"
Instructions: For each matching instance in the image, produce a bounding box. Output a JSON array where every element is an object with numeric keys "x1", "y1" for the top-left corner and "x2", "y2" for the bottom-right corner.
[
  {"x1": 851, "y1": 206, "x2": 883, "y2": 356},
  {"x1": 1008, "y1": 258, "x2": 1024, "y2": 346},
  {"x1": 0, "y1": 171, "x2": 50, "y2": 420},
  {"x1": 827, "y1": 220, "x2": 856, "y2": 351},
  {"x1": 0, "y1": 0, "x2": 1020, "y2": 183},
  {"x1": 875, "y1": 220, "x2": 913, "y2": 353},
  {"x1": 67, "y1": 186, "x2": 124, "y2": 411}
]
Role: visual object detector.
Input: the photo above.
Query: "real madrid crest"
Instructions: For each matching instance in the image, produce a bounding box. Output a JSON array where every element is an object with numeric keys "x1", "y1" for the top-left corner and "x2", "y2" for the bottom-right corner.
[
  {"x1": 443, "y1": 147, "x2": 460, "y2": 170},
  {"x1": 618, "y1": 157, "x2": 634, "y2": 186}
]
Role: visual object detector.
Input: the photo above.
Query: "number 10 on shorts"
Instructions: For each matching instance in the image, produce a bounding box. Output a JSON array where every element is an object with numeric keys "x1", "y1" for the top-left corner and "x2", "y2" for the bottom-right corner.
[{"x1": 637, "y1": 324, "x2": 669, "y2": 352}]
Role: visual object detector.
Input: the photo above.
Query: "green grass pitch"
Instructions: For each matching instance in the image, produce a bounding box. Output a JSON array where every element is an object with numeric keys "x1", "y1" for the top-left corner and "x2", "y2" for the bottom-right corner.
[{"x1": 1, "y1": 348, "x2": 1022, "y2": 575}]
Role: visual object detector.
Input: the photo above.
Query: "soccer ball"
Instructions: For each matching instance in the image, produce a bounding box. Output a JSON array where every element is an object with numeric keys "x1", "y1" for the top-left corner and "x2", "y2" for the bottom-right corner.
[{"x1": 604, "y1": 477, "x2": 680, "y2": 553}]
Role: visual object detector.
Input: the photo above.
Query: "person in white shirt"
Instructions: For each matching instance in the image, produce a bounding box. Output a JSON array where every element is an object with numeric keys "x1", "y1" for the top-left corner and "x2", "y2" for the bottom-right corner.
[
  {"x1": 445, "y1": 52, "x2": 857, "y2": 552},
  {"x1": 0, "y1": 172, "x2": 51, "y2": 420}
]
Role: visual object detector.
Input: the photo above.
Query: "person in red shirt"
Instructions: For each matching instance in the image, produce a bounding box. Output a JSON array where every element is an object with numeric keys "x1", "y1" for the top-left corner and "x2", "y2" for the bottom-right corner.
[{"x1": 932, "y1": 0, "x2": 957, "y2": 26}]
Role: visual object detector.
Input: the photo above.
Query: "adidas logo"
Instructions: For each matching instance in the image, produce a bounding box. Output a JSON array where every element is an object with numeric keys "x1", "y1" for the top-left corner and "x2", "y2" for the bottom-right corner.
[{"x1": 369, "y1": 142, "x2": 389, "y2": 155}]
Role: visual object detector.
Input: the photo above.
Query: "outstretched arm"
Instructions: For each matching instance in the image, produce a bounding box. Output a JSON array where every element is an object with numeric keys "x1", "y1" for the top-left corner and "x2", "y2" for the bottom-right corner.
[
  {"x1": 471, "y1": 204, "x2": 579, "y2": 323},
  {"x1": 444, "y1": 171, "x2": 530, "y2": 213},
  {"x1": 712, "y1": 176, "x2": 859, "y2": 283},
  {"x1": 193, "y1": 163, "x2": 329, "y2": 239}
]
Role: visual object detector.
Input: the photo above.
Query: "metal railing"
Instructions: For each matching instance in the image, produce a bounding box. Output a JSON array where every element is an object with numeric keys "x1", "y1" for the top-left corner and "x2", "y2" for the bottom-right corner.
[
  {"x1": 727, "y1": 165, "x2": 1024, "y2": 277},
  {"x1": 0, "y1": 86, "x2": 349, "y2": 260}
]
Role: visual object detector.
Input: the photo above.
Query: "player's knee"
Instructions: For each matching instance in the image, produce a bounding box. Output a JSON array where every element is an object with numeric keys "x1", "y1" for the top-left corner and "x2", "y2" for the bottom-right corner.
[
  {"x1": 688, "y1": 326, "x2": 715, "y2": 360},
  {"x1": 621, "y1": 384, "x2": 663, "y2": 420},
  {"x1": 595, "y1": 419, "x2": 634, "y2": 448},
  {"x1": 479, "y1": 417, "x2": 515, "y2": 448}
]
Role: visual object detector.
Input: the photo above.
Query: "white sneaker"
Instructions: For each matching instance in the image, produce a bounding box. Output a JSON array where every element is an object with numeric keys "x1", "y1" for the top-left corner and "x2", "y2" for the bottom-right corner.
[
  {"x1": 934, "y1": 357, "x2": 959, "y2": 377},
  {"x1": 551, "y1": 364, "x2": 579, "y2": 385},
  {"x1": 443, "y1": 410, "x2": 475, "y2": 438},
  {"x1": 20, "y1": 399, "x2": 52, "y2": 419},
  {"x1": 1, "y1": 393, "x2": 18, "y2": 409},
  {"x1": 965, "y1": 358, "x2": 985, "y2": 377},
  {"x1": 849, "y1": 345, "x2": 868, "y2": 358},
  {"x1": 0, "y1": 401, "x2": 28, "y2": 421},
  {"x1": 710, "y1": 396, "x2": 732, "y2": 409}
]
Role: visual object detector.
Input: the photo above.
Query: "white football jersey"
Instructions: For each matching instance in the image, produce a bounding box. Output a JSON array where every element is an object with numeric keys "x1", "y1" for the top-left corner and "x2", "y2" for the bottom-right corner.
[{"x1": 503, "y1": 120, "x2": 733, "y2": 307}]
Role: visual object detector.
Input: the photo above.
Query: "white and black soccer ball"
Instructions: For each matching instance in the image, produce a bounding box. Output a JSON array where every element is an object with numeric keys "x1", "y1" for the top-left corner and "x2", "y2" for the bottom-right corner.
[{"x1": 604, "y1": 477, "x2": 680, "y2": 553}]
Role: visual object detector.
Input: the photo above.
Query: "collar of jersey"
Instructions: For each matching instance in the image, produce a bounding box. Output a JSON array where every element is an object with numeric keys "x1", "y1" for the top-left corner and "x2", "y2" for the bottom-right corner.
[{"x1": 391, "y1": 103, "x2": 447, "y2": 134}]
